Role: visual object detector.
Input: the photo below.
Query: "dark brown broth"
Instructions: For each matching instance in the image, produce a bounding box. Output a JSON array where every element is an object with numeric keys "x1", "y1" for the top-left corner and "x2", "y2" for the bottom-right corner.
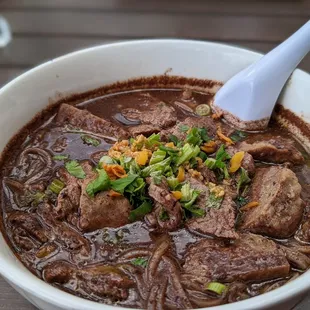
[{"x1": 0, "y1": 87, "x2": 309, "y2": 308}]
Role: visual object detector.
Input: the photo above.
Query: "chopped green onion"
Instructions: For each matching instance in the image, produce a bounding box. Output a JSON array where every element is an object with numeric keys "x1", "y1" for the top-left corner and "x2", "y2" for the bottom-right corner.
[
  {"x1": 183, "y1": 190, "x2": 200, "y2": 208},
  {"x1": 99, "y1": 155, "x2": 116, "y2": 165},
  {"x1": 33, "y1": 192, "x2": 45, "y2": 204},
  {"x1": 86, "y1": 169, "x2": 110, "y2": 197},
  {"x1": 166, "y1": 177, "x2": 179, "y2": 190},
  {"x1": 149, "y1": 149, "x2": 166, "y2": 165},
  {"x1": 175, "y1": 144, "x2": 200, "y2": 166},
  {"x1": 48, "y1": 179, "x2": 65, "y2": 194},
  {"x1": 186, "y1": 128, "x2": 202, "y2": 146},
  {"x1": 205, "y1": 282, "x2": 227, "y2": 295},
  {"x1": 198, "y1": 127, "x2": 211, "y2": 142},
  {"x1": 204, "y1": 145, "x2": 231, "y2": 179},
  {"x1": 159, "y1": 145, "x2": 179, "y2": 153},
  {"x1": 65, "y1": 160, "x2": 86, "y2": 179},
  {"x1": 237, "y1": 168, "x2": 251, "y2": 195},
  {"x1": 141, "y1": 157, "x2": 171, "y2": 177},
  {"x1": 207, "y1": 193, "x2": 224, "y2": 209},
  {"x1": 147, "y1": 133, "x2": 161, "y2": 146},
  {"x1": 131, "y1": 257, "x2": 148, "y2": 268},
  {"x1": 129, "y1": 201, "x2": 152, "y2": 222},
  {"x1": 111, "y1": 174, "x2": 138, "y2": 194},
  {"x1": 198, "y1": 151, "x2": 208, "y2": 161},
  {"x1": 169, "y1": 134, "x2": 181, "y2": 146},
  {"x1": 205, "y1": 158, "x2": 216, "y2": 169},
  {"x1": 195, "y1": 104, "x2": 211, "y2": 116},
  {"x1": 216, "y1": 145, "x2": 231, "y2": 161},
  {"x1": 81, "y1": 134, "x2": 101, "y2": 147},
  {"x1": 53, "y1": 154, "x2": 69, "y2": 161}
]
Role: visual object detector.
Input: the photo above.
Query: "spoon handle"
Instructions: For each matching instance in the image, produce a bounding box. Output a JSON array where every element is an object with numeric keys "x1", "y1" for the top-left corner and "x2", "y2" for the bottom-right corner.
[
  {"x1": 214, "y1": 20, "x2": 310, "y2": 128},
  {"x1": 257, "y1": 20, "x2": 310, "y2": 84}
]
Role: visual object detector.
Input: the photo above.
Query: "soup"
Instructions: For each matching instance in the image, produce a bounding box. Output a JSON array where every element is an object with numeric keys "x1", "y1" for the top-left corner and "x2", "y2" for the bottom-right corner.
[{"x1": 1, "y1": 78, "x2": 310, "y2": 309}]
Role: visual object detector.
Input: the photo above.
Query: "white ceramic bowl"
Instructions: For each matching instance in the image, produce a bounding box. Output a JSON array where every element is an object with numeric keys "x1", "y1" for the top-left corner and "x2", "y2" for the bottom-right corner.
[{"x1": 1, "y1": 40, "x2": 310, "y2": 310}]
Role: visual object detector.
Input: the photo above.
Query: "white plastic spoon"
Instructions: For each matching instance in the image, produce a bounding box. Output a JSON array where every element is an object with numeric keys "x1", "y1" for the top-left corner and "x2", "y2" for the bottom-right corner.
[{"x1": 213, "y1": 20, "x2": 310, "y2": 131}]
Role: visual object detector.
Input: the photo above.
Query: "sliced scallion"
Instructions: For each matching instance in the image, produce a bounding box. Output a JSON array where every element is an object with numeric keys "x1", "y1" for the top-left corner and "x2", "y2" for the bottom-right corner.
[
  {"x1": 48, "y1": 179, "x2": 65, "y2": 194},
  {"x1": 195, "y1": 104, "x2": 211, "y2": 116},
  {"x1": 205, "y1": 282, "x2": 227, "y2": 295}
]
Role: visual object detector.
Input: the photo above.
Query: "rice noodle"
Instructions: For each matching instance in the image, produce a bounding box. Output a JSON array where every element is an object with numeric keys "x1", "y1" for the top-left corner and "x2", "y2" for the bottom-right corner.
[
  {"x1": 189, "y1": 291, "x2": 224, "y2": 308},
  {"x1": 146, "y1": 238, "x2": 170, "y2": 282},
  {"x1": 17, "y1": 147, "x2": 53, "y2": 184},
  {"x1": 146, "y1": 284, "x2": 159, "y2": 310},
  {"x1": 118, "y1": 245, "x2": 192, "y2": 309}
]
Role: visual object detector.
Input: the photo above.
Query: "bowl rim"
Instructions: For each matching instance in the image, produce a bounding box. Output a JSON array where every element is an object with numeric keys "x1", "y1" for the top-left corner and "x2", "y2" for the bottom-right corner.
[{"x1": 0, "y1": 38, "x2": 309, "y2": 310}]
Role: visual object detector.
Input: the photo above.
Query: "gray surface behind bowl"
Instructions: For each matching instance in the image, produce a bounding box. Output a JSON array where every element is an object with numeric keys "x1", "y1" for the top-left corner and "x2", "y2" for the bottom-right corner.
[{"x1": 0, "y1": 276, "x2": 309, "y2": 310}]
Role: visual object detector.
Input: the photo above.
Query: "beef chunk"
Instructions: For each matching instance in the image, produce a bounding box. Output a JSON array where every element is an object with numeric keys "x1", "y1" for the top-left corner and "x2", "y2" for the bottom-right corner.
[
  {"x1": 55, "y1": 168, "x2": 81, "y2": 220},
  {"x1": 43, "y1": 261, "x2": 133, "y2": 301},
  {"x1": 279, "y1": 246, "x2": 310, "y2": 270},
  {"x1": 12, "y1": 227, "x2": 39, "y2": 251},
  {"x1": 43, "y1": 261, "x2": 73, "y2": 284},
  {"x1": 122, "y1": 94, "x2": 177, "y2": 130},
  {"x1": 162, "y1": 116, "x2": 217, "y2": 141},
  {"x1": 226, "y1": 146, "x2": 255, "y2": 176},
  {"x1": 146, "y1": 180, "x2": 182, "y2": 231},
  {"x1": 195, "y1": 165, "x2": 217, "y2": 183},
  {"x1": 240, "y1": 166, "x2": 304, "y2": 238},
  {"x1": 78, "y1": 162, "x2": 131, "y2": 232},
  {"x1": 53, "y1": 161, "x2": 131, "y2": 232},
  {"x1": 56, "y1": 104, "x2": 128, "y2": 140},
  {"x1": 183, "y1": 233, "x2": 290, "y2": 283},
  {"x1": 296, "y1": 220, "x2": 310, "y2": 243},
  {"x1": 186, "y1": 178, "x2": 238, "y2": 239},
  {"x1": 128, "y1": 124, "x2": 161, "y2": 137},
  {"x1": 79, "y1": 191, "x2": 132, "y2": 232},
  {"x1": 238, "y1": 137, "x2": 304, "y2": 164},
  {"x1": 77, "y1": 265, "x2": 134, "y2": 300},
  {"x1": 38, "y1": 203, "x2": 90, "y2": 257},
  {"x1": 8, "y1": 212, "x2": 47, "y2": 243}
]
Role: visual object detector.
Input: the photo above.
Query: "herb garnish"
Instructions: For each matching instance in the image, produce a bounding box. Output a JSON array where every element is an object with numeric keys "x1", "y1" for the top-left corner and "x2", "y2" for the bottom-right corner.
[
  {"x1": 131, "y1": 257, "x2": 148, "y2": 268},
  {"x1": 65, "y1": 160, "x2": 86, "y2": 179}
]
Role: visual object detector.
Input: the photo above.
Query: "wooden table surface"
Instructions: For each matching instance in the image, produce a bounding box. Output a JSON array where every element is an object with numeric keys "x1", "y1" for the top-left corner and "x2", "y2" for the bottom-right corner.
[{"x1": 0, "y1": 0, "x2": 310, "y2": 309}]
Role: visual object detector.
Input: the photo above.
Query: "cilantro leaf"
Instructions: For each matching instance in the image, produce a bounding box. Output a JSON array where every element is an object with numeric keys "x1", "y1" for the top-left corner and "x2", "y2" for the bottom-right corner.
[
  {"x1": 65, "y1": 160, "x2": 86, "y2": 179},
  {"x1": 129, "y1": 201, "x2": 152, "y2": 222},
  {"x1": 86, "y1": 169, "x2": 110, "y2": 197},
  {"x1": 111, "y1": 174, "x2": 138, "y2": 194}
]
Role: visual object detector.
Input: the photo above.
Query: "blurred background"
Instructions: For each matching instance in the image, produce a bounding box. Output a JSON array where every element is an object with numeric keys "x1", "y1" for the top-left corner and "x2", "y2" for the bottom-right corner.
[
  {"x1": 0, "y1": 0, "x2": 310, "y2": 88},
  {"x1": 0, "y1": 0, "x2": 310, "y2": 309}
]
